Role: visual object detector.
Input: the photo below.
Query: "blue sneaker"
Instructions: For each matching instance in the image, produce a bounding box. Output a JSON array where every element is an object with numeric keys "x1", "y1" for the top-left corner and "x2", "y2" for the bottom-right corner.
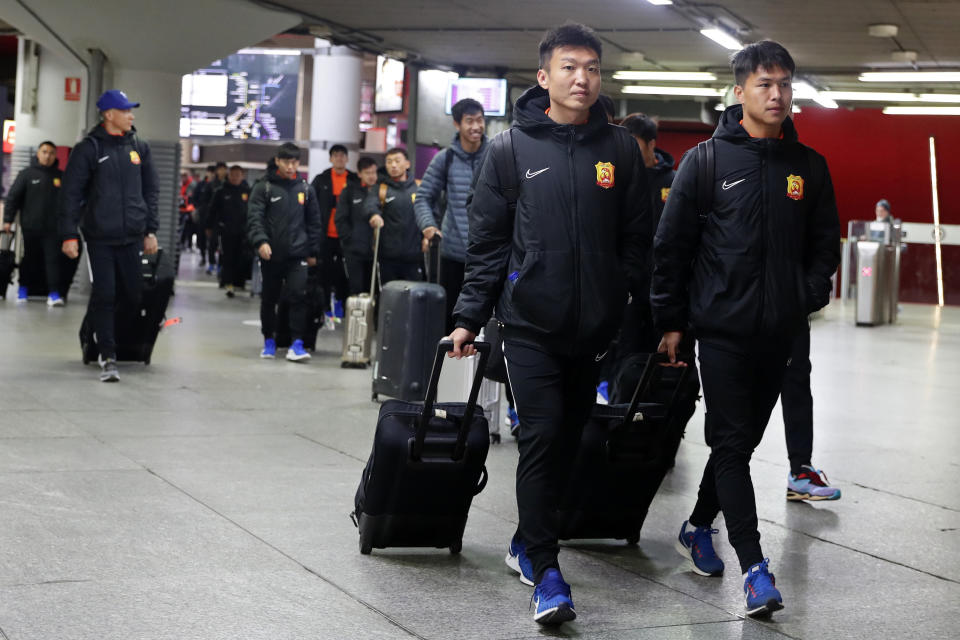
[
  {"x1": 744, "y1": 559, "x2": 783, "y2": 617},
  {"x1": 505, "y1": 536, "x2": 534, "y2": 586},
  {"x1": 531, "y1": 568, "x2": 576, "y2": 625},
  {"x1": 505, "y1": 406, "x2": 520, "y2": 438},
  {"x1": 675, "y1": 520, "x2": 724, "y2": 576},
  {"x1": 787, "y1": 465, "x2": 841, "y2": 501},
  {"x1": 286, "y1": 339, "x2": 311, "y2": 362},
  {"x1": 47, "y1": 292, "x2": 64, "y2": 307},
  {"x1": 17, "y1": 285, "x2": 28, "y2": 302},
  {"x1": 260, "y1": 338, "x2": 276, "y2": 359},
  {"x1": 333, "y1": 298, "x2": 344, "y2": 319}
]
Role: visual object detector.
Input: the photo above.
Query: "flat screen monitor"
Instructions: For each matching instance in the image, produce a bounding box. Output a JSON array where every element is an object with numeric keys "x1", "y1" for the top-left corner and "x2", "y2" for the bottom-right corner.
[
  {"x1": 180, "y1": 49, "x2": 300, "y2": 140},
  {"x1": 375, "y1": 56, "x2": 405, "y2": 113},
  {"x1": 445, "y1": 77, "x2": 508, "y2": 117}
]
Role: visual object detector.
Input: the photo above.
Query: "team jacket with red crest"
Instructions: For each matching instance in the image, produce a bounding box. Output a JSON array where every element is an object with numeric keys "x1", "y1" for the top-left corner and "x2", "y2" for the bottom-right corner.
[
  {"x1": 652, "y1": 104, "x2": 841, "y2": 339},
  {"x1": 454, "y1": 85, "x2": 651, "y2": 356}
]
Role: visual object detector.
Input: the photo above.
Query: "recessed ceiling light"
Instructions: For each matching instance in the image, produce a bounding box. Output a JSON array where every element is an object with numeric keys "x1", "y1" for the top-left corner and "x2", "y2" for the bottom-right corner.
[
  {"x1": 613, "y1": 71, "x2": 717, "y2": 81},
  {"x1": 622, "y1": 85, "x2": 724, "y2": 97},
  {"x1": 646, "y1": 0, "x2": 673, "y2": 5},
  {"x1": 793, "y1": 82, "x2": 838, "y2": 109},
  {"x1": 822, "y1": 91, "x2": 920, "y2": 102},
  {"x1": 700, "y1": 28, "x2": 743, "y2": 51},
  {"x1": 882, "y1": 106, "x2": 960, "y2": 115},
  {"x1": 860, "y1": 71, "x2": 960, "y2": 82},
  {"x1": 918, "y1": 94, "x2": 960, "y2": 103}
]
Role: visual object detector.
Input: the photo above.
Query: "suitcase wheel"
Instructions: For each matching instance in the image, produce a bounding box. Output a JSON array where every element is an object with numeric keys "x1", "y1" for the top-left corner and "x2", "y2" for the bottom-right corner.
[
  {"x1": 449, "y1": 540, "x2": 462, "y2": 555},
  {"x1": 626, "y1": 534, "x2": 640, "y2": 546},
  {"x1": 490, "y1": 433, "x2": 501, "y2": 445},
  {"x1": 359, "y1": 537, "x2": 373, "y2": 555}
]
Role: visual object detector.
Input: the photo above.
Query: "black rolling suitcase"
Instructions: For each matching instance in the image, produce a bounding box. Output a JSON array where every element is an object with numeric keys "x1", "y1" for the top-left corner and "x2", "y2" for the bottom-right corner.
[
  {"x1": 557, "y1": 353, "x2": 692, "y2": 545},
  {"x1": 0, "y1": 231, "x2": 15, "y2": 300},
  {"x1": 371, "y1": 280, "x2": 446, "y2": 402},
  {"x1": 352, "y1": 339, "x2": 492, "y2": 555},
  {"x1": 80, "y1": 251, "x2": 174, "y2": 365}
]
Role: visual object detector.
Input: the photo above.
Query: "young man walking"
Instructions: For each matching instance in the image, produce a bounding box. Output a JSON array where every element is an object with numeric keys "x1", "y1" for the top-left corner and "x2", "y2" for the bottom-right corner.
[
  {"x1": 61, "y1": 90, "x2": 159, "y2": 382},
  {"x1": 207, "y1": 165, "x2": 250, "y2": 298},
  {"x1": 652, "y1": 41, "x2": 841, "y2": 617},
  {"x1": 448, "y1": 24, "x2": 650, "y2": 625},
  {"x1": 335, "y1": 157, "x2": 379, "y2": 295},
  {"x1": 363, "y1": 148, "x2": 422, "y2": 285},
  {"x1": 311, "y1": 144, "x2": 358, "y2": 318},
  {"x1": 414, "y1": 98, "x2": 488, "y2": 332},
  {"x1": 4, "y1": 141, "x2": 67, "y2": 306},
  {"x1": 247, "y1": 143, "x2": 323, "y2": 362}
]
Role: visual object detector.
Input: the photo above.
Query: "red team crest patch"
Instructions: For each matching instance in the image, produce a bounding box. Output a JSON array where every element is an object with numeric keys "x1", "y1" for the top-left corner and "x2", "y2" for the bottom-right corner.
[
  {"x1": 53, "y1": 177, "x2": 61, "y2": 188},
  {"x1": 595, "y1": 162, "x2": 615, "y2": 189},
  {"x1": 242, "y1": 193, "x2": 248, "y2": 202},
  {"x1": 297, "y1": 191, "x2": 305, "y2": 205},
  {"x1": 129, "y1": 150, "x2": 141, "y2": 165},
  {"x1": 661, "y1": 187, "x2": 670, "y2": 202},
  {"x1": 786, "y1": 174, "x2": 804, "y2": 200}
]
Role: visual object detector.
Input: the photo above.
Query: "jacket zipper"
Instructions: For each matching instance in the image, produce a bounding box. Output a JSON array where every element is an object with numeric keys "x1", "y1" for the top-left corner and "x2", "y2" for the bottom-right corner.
[{"x1": 569, "y1": 129, "x2": 581, "y2": 345}]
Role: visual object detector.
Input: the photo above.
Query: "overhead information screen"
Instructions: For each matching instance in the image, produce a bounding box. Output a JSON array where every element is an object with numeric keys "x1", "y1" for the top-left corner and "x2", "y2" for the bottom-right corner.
[
  {"x1": 445, "y1": 78, "x2": 508, "y2": 117},
  {"x1": 180, "y1": 49, "x2": 300, "y2": 140}
]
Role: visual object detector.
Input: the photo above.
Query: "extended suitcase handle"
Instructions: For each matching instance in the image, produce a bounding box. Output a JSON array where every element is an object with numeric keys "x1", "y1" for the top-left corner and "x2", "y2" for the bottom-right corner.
[
  {"x1": 413, "y1": 339, "x2": 491, "y2": 462},
  {"x1": 622, "y1": 352, "x2": 691, "y2": 427}
]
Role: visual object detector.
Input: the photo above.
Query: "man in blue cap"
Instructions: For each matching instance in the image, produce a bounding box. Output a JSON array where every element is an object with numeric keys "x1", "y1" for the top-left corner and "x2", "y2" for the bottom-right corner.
[{"x1": 61, "y1": 89, "x2": 159, "y2": 382}]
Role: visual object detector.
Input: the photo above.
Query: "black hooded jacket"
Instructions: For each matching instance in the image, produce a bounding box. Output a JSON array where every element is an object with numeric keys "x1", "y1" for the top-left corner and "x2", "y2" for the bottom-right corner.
[
  {"x1": 335, "y1": 181, "x2": 375, "y2": 260},
  {"x1": 208, "y1": 180, "x2": 251, "y2": 236},
  {"x1": 453, "y1": 85, "x2": 651, "y2": 356},
  {"x1": 4, "y1": 157, "x2": 62, "y2": 233},
  {"x1": 362, "y1": 175, "x2": 421, "y2": 263},
  {"x1": 648, "y1": 148, "x2": 676, "y2": 231},
  {"x1": 311, "y1": 168, "x2": 360, "y2": 236},
  {"x1": 651, "y1": 104, "x2": 841, "y2": 339},
  {"x1": 61, "y1": 124, "x2": 159, "y2": 244},
  {"x1": 247, "y1": 171, "x2": 323, "y2": 262}
]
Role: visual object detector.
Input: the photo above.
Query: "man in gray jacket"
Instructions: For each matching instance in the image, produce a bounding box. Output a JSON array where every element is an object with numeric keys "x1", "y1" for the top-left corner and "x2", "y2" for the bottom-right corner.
[{"x1": 414, "y1": 98, "x2": 488, "y2": 332}]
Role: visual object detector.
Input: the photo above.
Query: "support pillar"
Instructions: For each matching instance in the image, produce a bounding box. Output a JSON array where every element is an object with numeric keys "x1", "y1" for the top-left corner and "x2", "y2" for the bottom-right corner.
[{"x1": 308, "y1": 39, "x2": 362, "y2": 179}]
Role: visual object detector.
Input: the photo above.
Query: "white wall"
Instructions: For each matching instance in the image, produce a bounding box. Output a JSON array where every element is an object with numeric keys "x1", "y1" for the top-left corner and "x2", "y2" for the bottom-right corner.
[
  {"x1": 111, "y1": 68, "x2": 182, "y2": 142},
  {"x1": 13, "y1": 40, "x2": 87, "y2": 148}
]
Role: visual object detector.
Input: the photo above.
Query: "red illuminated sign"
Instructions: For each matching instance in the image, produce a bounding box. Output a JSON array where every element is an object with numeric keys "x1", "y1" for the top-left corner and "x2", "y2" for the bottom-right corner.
[
  {"x1": 2, "y1": 120, "x2": 14, "y2": 153},
  {"x1": 65, "y1": 77, "x2": 81, "y2": 101}
]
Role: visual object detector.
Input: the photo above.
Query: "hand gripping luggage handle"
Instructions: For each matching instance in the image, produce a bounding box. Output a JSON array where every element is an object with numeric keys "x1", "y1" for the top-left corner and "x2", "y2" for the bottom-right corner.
[
  {"x1": 413, "y1": 339, "x2": 492, "y2": 462},
  {"x1": 622, "y1": 352, "x2": 691, "y2": 426},
  {"x1": 369, "y1": 226, "x2": 381, "y2": 297}
]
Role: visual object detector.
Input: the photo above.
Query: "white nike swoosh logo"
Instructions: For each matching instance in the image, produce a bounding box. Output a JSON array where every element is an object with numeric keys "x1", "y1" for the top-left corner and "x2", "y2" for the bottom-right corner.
[
  {"x1": 525, "y1": 167, "x2": 550, "y2": 179},
  {"x1": 385, "y1": 196, "x2": 396, "y2": 203},
  {"x1": 352, "y1": 199, "x2": 363, "y2": 204},
  {"x1": 31, "y1": 179, "x2": 40, "y2": 184},
  {"x1": 270, "y1": 196, "x2": 282, "y2": 202},
  {"x1": 722, "y1": 179, "x2": 746, "y2": 190},
  {"x1": 98, "y1": 156, "x2": 110, "y2": 164}
]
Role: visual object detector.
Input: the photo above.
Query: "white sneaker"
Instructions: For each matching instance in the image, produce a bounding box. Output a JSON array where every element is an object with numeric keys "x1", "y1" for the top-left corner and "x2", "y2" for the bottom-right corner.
[{"x1": 47, "y1": 295, "x2": 65, "y2": 307}]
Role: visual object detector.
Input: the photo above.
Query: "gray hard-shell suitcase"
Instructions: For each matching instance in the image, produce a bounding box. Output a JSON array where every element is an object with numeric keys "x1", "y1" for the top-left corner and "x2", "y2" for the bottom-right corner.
[
  {"x1": 371, "y1": 280, "x2": 446, "y2": 402},
  {"x1": 342, "y1": 227, "x2": 380, "y2": 368}
]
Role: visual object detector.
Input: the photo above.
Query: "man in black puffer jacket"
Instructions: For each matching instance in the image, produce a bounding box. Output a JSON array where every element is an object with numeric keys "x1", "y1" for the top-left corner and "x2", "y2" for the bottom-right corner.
[
  {"x1": 4, "y1": 141, "x2": 67, "y2": 305},
  {"x1": 449, "y1": 24, "x2": 650, "y2": 626},
  {"x1": 652, "y1": 41, "x2": 840, "y2": 618},
  {"x1": 61, "y1": 90, "x2": 159, "y2": 383},
  {"x1": 247, "y1": 142, "x2": 323, "y2": 362},
  {"x1": 208, "y1": 165, "x2": 251, "y2": 297}
]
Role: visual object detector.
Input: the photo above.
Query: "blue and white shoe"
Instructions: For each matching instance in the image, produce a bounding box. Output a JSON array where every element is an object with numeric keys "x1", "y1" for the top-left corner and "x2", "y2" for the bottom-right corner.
[
  {"x1": 505, "y1": 406, "x2": 520, "y2": 438},
  {"x1": 787, "y1": 465, "x2": 841, "y2": 501},
  {"x1": 531, "y1": 568, "x2": 576, "y2": 625},
  {"x1": 744, "y1": 558, "x2": 783, "y2": 617},
  {"x1": 505, "y1": 536, "x2": 534, "y2": 586},
  {"x1": 286, "y1": 339, "x2": 311, "y2": 362},
  {"x1": 17, "y1": 285, "x2": 28, "y2": 303},
  {"x1": 260, "y1": 338, "x2": 276, "y2": 359},
  {"x1": 675, "y1": 520, "x2": 724, "y2": 576},
  {"x1": 47, "y1": 292, "x2": 64, "y2": 307}
]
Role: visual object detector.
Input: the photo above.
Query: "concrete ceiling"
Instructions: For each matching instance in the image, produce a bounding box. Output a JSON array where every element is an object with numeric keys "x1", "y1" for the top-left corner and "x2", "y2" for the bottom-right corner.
[{"x1": 257, "y1": 0, "x2": 960, "y2": 95}]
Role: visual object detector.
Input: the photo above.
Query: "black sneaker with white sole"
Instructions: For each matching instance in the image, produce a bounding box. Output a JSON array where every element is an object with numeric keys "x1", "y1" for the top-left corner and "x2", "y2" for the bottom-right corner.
[{"x1": 100, "y1": 358, "x2": 120, "y2": 382}]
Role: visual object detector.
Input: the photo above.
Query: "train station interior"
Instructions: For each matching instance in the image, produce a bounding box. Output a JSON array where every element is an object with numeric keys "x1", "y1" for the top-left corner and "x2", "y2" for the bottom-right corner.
[{"x1": 0, "y1": 1, "x2": 957, "y2": 639}]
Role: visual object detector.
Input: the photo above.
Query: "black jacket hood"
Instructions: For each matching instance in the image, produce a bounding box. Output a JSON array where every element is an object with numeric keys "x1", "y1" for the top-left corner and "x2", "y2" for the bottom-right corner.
[
  {"x1": 30, "y1": 156, "x2": 60, "y2": 171},
  {"x1": 513, "y1": 86, "x2": 610, "y2": 141},
  {"x1": 651, "y1": 148, "x2": 674, "y2": 174},
  {"x1": 383, "y1": 174, "x2": 418, "y2": 190},
  {"x1": 714, "y1": 104, "x2": 799, "y2": 144}
]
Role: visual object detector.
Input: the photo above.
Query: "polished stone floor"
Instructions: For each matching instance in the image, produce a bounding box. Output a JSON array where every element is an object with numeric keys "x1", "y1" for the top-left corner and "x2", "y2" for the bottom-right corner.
[{"x1": 0, "y1": 253, "x2": 957, "y2": 640}]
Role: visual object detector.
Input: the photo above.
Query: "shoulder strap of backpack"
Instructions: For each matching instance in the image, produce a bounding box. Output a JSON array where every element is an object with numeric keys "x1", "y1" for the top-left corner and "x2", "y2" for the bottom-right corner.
[
  {"x1": 494, "y1": 129, "x2": 518, "y2": 214},
  {"x1": 696, "y1": 138, "x2": 715, "y2": 225},
  {"x1": 379, "y1": 182, "x2": 388, "y2": 208},
  {"x1": 444, "y1": 147, "x2": 455, "y2": 177}
]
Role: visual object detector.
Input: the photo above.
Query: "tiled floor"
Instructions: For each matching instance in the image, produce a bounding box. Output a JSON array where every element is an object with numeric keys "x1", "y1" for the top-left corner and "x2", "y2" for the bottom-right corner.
[{"x1": 1, "y1": 255, "x2": 957, "y2": 639}]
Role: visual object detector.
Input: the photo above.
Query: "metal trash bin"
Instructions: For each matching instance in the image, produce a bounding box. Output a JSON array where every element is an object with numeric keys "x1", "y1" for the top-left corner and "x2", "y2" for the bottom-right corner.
[{"x1": 855, "y1": 241, "x2": 887, "y2": 326}]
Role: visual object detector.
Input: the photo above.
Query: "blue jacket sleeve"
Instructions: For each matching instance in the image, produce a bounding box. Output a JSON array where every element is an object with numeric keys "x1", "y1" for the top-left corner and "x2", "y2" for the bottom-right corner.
[{"x1": 413, "y1": 152, "x2": 446, "y2": 231}]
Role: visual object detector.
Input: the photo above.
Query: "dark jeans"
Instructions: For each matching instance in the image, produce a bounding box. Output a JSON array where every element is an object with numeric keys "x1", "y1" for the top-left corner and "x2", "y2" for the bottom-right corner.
[
  {"x1": 87, "y1": 242, "x2": 143, "y2": 360},
  {"x1": 206, "y1": 230, "x2": 219, "y2": 266},
  {"x1": 219, "y1": 233, "x2": 247, "y2": 288},
  {"x1": 21, "y1": 231, "x2": 60, "y2": 294},
  {"x1": 260, "y1": 258, "x2": 307, "y2": 341},
  {"x1": 689, "y1": 335, "x2": 793, "y2": 573},
  {"x1": 781, "y1": 323, "x2": 813, "y2": 475},
  {"x1": 322, "y1": 238, "x2": 349, "y2": 309},
  {"x1": 345, "y1": 256, "x2": 373, "y2": 296},
  {"x1": 197, "y1": 224, "x2": 207, "y2": 258},
  {"x1": 439, "y1": 256, "x2": 465, "y2": 335},
  {"x1": 379, "y1": 260, "x2": 421, "y2": 286},
  {"x1": 504, "y1": 340, "x2": 603, "y2": 584}
]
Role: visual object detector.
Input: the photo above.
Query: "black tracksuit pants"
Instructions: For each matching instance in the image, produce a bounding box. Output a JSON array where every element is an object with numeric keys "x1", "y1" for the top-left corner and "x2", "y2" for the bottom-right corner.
[
  {"x1": 260, "y1": 258, "x2": 307, "y2": 341},
  {"x1": 504, "y1": 339, "x2": 603, "y2": 584},
  {"x1": 781, "y1": 323, "x2": 813, "y2": 475},
  {"x1": 219, "y1": 233, "x2": 247, "y2": 288},
  {"x1": 438, "y1": 256, "x2": 465, "y2": 336},
  {"x1": 87, "y1": 242, "x2": 143, "y2": 361},
  {"x1": 345, "y1": 256, "x2": 373, "y2": 296},
  {"x1": 21, "y1": 231, "x2": 61, "y2": 295},
  {"x1": 379, "y1": 260, "x2": 421, "y2": 286},
  {"x1": 321, "y1": 237, "x2": 349, "y2": 310},
  {"x1": 688, "y1": 335, "x2": 793, "y2": 574}
]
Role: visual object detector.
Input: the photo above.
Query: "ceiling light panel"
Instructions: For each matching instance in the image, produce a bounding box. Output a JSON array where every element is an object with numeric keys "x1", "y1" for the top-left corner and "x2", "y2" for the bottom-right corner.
[{"x1": 613, "y1": 71, "x2": 717, "y2": 81}]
